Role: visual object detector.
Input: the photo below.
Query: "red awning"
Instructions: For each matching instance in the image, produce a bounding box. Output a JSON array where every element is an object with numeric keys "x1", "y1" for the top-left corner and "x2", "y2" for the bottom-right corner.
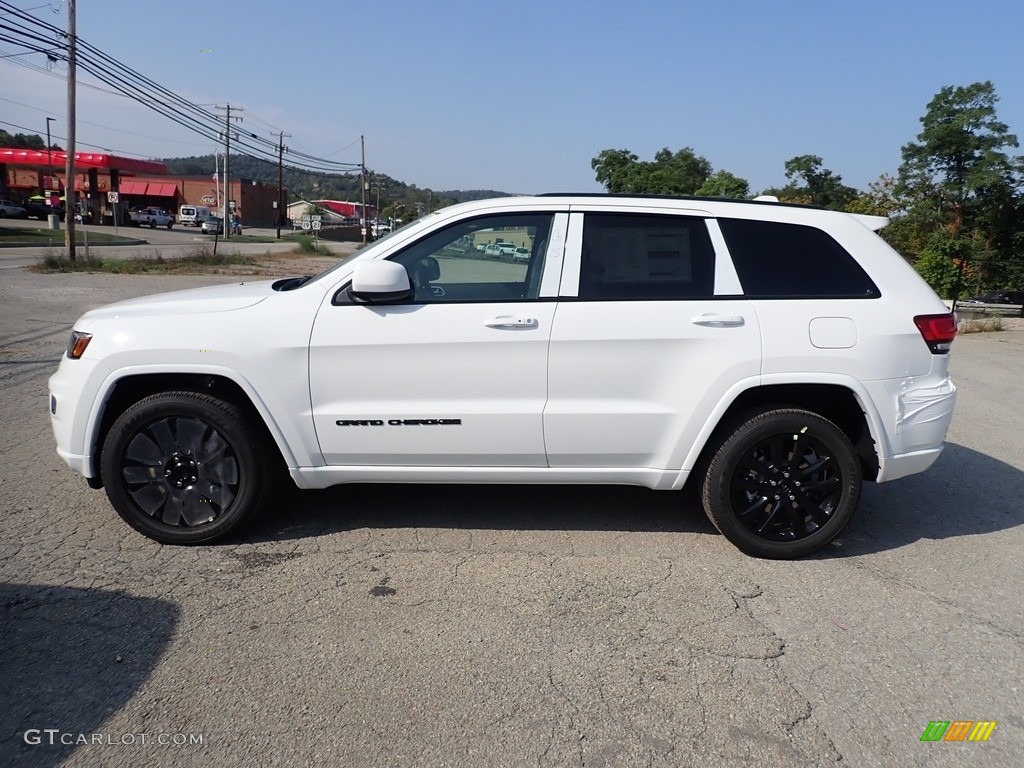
[
  {"x1": 0, "y1": 148, "x2": 167, "y2": 175},
  {"x1": 118, "y1": 181, "x2": 148, "y2": 195},
  {"x1": 148, "y1": 183, "x2": 177, "y2": 197}
]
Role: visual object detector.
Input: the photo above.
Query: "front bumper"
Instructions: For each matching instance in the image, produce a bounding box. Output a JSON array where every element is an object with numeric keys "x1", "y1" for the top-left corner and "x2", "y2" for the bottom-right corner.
[{"x1": 49, "y1": 355, "x2": 107, "y2": 479}]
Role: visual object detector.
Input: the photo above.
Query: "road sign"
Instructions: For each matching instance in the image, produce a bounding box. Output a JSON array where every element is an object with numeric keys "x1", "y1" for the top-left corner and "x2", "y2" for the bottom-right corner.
[
  {"x1": 312, "y1": 221, "x2": 322, "y2": 231},
  {"x1": 301, "y1": 218, "x2": 311, "y2": 231},
  {"x1": 107, "y1": 191, "x2": 119, "y2": 203},
  {"x1": 311, "y1": 215, "x2": 322, "y2": 222}
]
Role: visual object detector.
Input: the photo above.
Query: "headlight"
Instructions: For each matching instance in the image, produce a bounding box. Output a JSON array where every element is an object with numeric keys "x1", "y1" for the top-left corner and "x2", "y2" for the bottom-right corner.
[{"x1": 66, "y1": 330, "x2": 93, "y2": 359}]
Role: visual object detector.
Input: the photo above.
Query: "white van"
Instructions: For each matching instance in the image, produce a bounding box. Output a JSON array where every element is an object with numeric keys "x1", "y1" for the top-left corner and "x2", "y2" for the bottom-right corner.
[{"x1": 179, "y1": 205, "x2": 212, "y2": 227}]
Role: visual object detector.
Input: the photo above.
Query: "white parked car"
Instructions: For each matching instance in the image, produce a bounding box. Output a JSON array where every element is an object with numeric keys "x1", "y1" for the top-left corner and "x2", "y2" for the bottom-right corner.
[
  {"x1": 0, "y1": 199, "x2": 27, "y2": 218},
  {"x1": 513, "y1": 247, "x2": 531, "y2": 262},
  {"x1": 48, "y1": 194, "x2": 958, "y2": 558},
  {"x1": 483, "y1": 243, "x2": 504, "y2": 257}
]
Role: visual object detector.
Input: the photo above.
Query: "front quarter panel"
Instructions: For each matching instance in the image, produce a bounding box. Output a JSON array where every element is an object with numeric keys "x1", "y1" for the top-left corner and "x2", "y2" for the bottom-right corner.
[{"x1": 50, "y1": 286, "x2": 325, "y2": 478}]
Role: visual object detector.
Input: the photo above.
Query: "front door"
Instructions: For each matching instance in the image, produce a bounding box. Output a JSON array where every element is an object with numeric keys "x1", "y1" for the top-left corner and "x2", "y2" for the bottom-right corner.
[{"x1": 309, "y1": 211, "x2": 561, "y2": 466}]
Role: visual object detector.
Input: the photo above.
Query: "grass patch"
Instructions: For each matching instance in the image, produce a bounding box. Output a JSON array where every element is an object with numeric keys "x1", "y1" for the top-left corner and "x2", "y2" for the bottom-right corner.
[
  {"x1": 292, "y1": 234, "x2": 322, "y2": 254},
  {"x1": 0, "y1": 225, "x2": 137, "y2": 245},
  {"x1": 958, "y1": 317, "x2": 1004, "y2": 334},
  {"x1": 32, "y1": 245, "x2": 262, "y2": 274},
  {"x1": 216, "y1": 233, "x2": 277, "y2": 243}
]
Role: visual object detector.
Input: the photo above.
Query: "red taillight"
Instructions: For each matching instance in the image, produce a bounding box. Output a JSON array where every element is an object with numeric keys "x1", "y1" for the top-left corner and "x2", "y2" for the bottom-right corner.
[{"x1": 913, "y1": 313, "x2": 957, "y2": 354}]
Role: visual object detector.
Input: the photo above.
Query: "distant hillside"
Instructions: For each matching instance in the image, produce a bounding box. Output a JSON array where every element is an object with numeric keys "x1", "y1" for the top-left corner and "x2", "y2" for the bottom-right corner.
[{"x1": 159, "y1": 155, "x2": 509, "y2": 212}]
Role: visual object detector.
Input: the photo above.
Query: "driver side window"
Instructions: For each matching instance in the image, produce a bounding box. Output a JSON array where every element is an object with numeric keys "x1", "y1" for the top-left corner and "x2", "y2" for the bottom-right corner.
[{"x1": 389, "y1": 213, "x2": 553, "y2": 303}]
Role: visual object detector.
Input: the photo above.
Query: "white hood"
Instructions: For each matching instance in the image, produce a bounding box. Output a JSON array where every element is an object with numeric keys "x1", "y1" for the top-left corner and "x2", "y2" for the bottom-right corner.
[{"x1": 80, "y1": 280, "x2": 275, "y2": 321}]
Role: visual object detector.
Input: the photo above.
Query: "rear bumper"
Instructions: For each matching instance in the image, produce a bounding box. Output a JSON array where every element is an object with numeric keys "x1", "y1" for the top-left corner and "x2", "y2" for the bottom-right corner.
[
  {"x1": 877, "y1": 447, "x2": 943, "y2": 483},
  {"x1": 869, "y1": 374, "x2": 956, "y2": 483}
]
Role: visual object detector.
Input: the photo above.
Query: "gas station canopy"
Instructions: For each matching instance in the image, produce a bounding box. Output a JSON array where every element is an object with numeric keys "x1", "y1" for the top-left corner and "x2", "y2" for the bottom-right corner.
[{"x1": 0, "y1": 148, "x2": 167, "y2": 176}]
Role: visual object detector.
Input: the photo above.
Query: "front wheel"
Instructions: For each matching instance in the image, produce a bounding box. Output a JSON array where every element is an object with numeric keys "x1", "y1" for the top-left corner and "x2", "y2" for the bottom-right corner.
[
  {"x1": 166, "y1": 221, "x2": 173, "y2": 229},
  {"x1": 100, "y1": 391, "x2": 274, "y2": 544},
  {"x1": 701, "y1": 409, "x2": 861, "y2": 559}
]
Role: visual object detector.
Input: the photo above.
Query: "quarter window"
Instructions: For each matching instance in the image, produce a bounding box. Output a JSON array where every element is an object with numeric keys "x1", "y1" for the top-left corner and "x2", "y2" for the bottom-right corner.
[
  {"x1": 389, "y1": 214, "x2": 553, "y2": 302},
  {"x1": 579, "y1": 214, "x2": 715, "y2": 299},
  {"x1": 719, "y1": 219, "x2": 880, "y2": 298}
]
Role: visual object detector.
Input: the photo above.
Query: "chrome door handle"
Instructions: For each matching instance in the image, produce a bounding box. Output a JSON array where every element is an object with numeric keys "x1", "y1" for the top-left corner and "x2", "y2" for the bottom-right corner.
[
  {"x1": 691, "y1": 314, "x2": 745, "y2": 327},
  {"x1": 484, "y1": 316, "x2": 538, "y2": 329}
]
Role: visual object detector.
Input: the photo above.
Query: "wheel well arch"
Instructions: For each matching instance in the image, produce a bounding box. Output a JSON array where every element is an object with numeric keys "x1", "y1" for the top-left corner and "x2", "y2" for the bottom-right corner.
[
  {"x1": 91, "y1": 373, "x2": 289, "y2": 487},
  {"x1": 695, "y1": 383, "x2": 879, "y2": 481}
]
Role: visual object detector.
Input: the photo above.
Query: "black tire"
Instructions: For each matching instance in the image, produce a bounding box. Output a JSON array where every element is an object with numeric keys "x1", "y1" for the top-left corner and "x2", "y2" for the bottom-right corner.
[
  {"x1": 100, "y1": 391, "x2": 273, "y2": 544},
  {"x1": 701, "y1": 409, "x2": 861, "y2": 559},
  {"x1": 166, "y1": 221, "x2": 173, "y2": 230},
  {"x1": 149, "y1": 219, "x2": 157, "y2": 228}
]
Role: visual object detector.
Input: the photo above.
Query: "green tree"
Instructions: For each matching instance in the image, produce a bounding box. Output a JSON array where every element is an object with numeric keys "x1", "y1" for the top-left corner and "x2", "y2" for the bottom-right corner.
[
  {"x1": 695, "y1": 170, "x2": 750, "y2": 199},
  {"x1": 0, "y1": 130, "x2": 50, "y2": 149},
  {"x1": 897, "y1": 81, "x2": 1022, "y2": 298},
  {"x1": 591, "y1": 149, "x2": 645, "y2": 193},
  {"x1": 592, "y1": 146, "x2": 742, "y2": 196},
  {"x1": 762, "y1": 155, "x2": 857, "y2": 209}
]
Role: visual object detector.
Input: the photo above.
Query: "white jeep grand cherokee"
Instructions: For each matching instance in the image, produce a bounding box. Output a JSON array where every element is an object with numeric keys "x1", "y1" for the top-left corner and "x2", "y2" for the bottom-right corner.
[{"x1": 48, "y1": 194, "x2": 958, "y2": 558}]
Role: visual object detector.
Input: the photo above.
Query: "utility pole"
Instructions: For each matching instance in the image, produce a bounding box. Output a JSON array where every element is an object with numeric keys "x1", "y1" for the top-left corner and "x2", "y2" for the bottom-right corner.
[
  {"x1": 216, "y1": 105, "x2": 243, "y2": 239},
  {"x1": 45, "y1": 116, "x2": 54, "y2": 189},
  {"x1": 374, "y1": 175, "x2": 383, "y2": 221},
  {"x1": 276, "y1": 130, "x2": 290, "y2": 239},
  {"x1": 65, "y1": 0, "x2": 76, "y2": 260},
  {"x1": 360, "y1": 134, "x2": 367, "y2": 245}
]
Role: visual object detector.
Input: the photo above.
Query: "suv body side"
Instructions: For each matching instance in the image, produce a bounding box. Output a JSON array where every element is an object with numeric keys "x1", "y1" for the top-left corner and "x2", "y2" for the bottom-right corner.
[{"x1": 48, "y1": 194, "x2": 956, "y2": 554}]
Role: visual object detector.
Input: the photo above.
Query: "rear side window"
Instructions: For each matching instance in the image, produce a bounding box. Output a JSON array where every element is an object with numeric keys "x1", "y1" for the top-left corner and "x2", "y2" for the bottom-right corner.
[
  {"x1": 719, "y1": 219, "x2": 879, "y2": 299},
  {"x1": 579, "y1": 214, "x2": 715, "y2": 299}
]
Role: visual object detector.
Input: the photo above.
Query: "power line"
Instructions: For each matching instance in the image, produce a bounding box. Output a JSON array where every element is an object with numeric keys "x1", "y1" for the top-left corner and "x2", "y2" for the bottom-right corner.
[{"x1": 0, "y1": 0, "x2": 365, "y2": 174}]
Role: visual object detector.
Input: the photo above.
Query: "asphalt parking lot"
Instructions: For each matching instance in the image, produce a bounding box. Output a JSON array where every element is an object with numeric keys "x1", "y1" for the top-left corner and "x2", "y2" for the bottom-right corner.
[{"x1": 0, "y1": 268, "x2": 1021, "y2": 768}]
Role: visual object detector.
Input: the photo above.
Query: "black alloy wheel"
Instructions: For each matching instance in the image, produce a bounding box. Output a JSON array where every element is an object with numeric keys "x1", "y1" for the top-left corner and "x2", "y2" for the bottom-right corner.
[
  {"x1": 101, "y1": 391, "x2": 273, "y2": 544},
  {"x1": 701, "y1": 409, "x2": 861, "y2": 559}
]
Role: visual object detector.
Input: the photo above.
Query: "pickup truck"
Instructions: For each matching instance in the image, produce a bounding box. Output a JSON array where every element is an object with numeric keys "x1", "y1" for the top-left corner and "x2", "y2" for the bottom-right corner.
[
  {"x1": 130, "y1": 207, "x2": 174, "y2": 229},
  {"x1": 24, "y1": 200, "x2": 65, "y2": 220}
]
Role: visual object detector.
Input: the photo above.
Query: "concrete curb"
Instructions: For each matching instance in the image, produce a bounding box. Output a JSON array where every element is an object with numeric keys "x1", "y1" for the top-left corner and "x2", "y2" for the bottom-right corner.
[{"x1": 0, "y1": 238, "x2": 149, "y2": 249}]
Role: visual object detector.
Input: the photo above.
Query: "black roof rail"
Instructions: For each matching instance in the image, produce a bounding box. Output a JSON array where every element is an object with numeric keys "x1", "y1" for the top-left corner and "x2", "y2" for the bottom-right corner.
[{"x1": 534, "y1": 192, "x2": 827, "y2": 211}]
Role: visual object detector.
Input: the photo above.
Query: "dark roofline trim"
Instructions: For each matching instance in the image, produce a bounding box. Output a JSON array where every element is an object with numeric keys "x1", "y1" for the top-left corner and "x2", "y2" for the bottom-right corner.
[{"x1": 535, "y1": 192, "x2": 826, "y2": 211}]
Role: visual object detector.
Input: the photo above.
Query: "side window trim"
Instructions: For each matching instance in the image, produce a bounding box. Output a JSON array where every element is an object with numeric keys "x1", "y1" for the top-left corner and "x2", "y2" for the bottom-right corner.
[
  {"x1": 705, "y1": 218, "x2": 743, "y2": 296},
  {"x1": 557, "y1": 212, "x2": 585, "y2": 297},
  {"x1": 538, "y1": 212, "x2": 569, "y2": 298}
]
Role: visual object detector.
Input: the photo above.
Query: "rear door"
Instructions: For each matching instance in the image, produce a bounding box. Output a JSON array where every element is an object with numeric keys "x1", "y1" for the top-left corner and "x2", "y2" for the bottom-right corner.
[{"x1": 544, "y1": 206, "x2": 762, "y2": 471}]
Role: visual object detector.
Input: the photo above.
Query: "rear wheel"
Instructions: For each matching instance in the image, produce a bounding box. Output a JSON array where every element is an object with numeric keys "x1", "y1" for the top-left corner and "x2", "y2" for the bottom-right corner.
[
  {"x1": 701, "y1": 409, "x2": 861, "y2": 559},
  {"x1": 100, "y1": 391, "x2": 273, "y2": 544}
]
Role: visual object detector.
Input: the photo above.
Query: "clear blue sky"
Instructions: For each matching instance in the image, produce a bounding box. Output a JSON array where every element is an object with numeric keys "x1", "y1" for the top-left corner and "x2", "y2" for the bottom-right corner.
[{"x1": 2, "y1": 0, "x2": 1023, "y2": 195}]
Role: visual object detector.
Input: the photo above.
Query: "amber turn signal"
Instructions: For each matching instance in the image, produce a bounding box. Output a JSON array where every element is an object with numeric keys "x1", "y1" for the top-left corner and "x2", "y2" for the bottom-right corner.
[{"x1": 67, "y1": 331, "x2": 93, "y2": 359}]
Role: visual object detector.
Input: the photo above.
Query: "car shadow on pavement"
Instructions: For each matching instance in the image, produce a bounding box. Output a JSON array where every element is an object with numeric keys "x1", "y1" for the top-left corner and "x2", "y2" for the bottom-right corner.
[
  {"x1": 243, "y1": 442, "x2": 1023, "y2": 557},
  {"x1": 243, "y1": 482, "x2": 718, "y2": 544},
  {"x1": 821, "y1": 442, "x2": 1024, "y2": 557},
  {"x1": 0, "y1": 584, "x2": 179, "y2": 768}
]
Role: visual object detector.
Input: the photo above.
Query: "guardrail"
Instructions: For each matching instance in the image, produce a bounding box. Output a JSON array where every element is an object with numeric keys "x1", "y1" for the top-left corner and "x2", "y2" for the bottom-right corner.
[{"x1": 954, "y1": 301, "x2": 1024, "y2": 318}]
